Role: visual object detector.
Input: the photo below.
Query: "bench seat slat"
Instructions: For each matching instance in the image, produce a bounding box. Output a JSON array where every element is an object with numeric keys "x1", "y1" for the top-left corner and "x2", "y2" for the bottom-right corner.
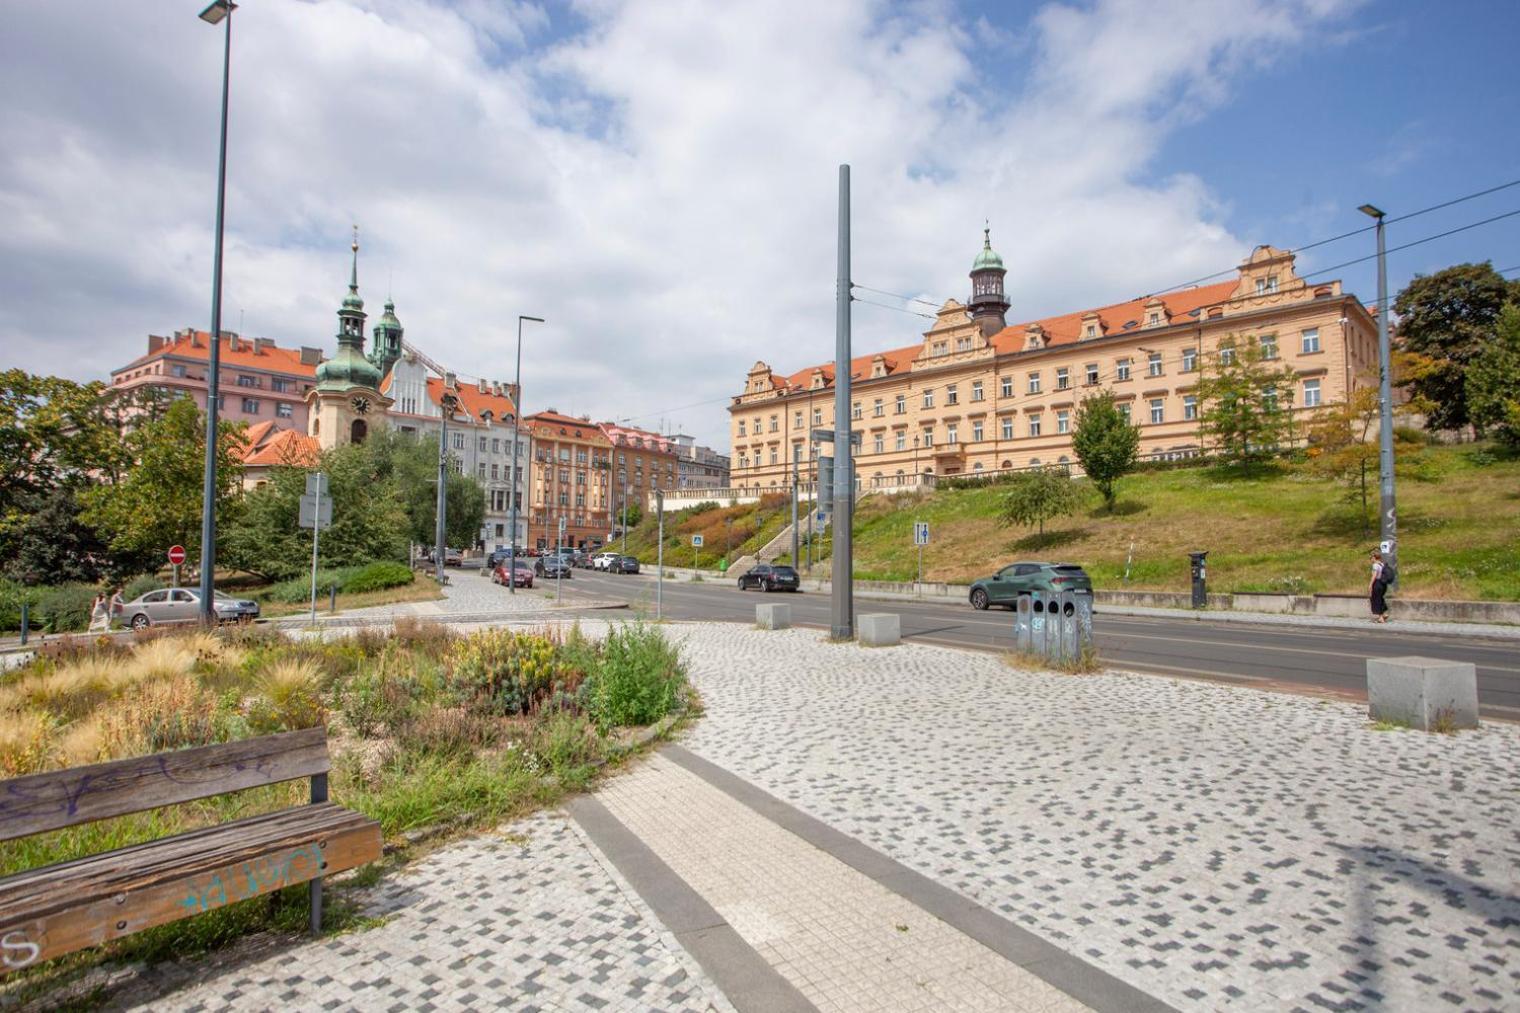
[
  {"x1": 0, "y1": 804, "x2": 381, "y2": 976},
  {"x1": 0, "y1": 728, "x2": 330, "y2": 842}
]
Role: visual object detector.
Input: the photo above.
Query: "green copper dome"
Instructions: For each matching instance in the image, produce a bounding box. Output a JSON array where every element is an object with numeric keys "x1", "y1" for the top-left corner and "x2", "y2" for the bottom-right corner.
[
  {"x1": 972, "y1": 226, "x2": 1004, "y2": 272},
  {"x1": 315, "y1": 231, "x2": 382, "y2": 393}
]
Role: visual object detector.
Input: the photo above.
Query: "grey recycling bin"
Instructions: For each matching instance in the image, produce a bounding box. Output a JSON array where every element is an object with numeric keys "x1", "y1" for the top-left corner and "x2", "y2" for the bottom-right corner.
[{"x1": 1012, "y1": 590, "x2": 1093, "y2": 664}]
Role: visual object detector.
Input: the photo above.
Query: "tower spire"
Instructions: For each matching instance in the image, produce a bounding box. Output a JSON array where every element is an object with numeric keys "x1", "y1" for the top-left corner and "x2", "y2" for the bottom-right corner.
[{"x1": 349, "y1": 224, "x2": 360, "y2": 294}]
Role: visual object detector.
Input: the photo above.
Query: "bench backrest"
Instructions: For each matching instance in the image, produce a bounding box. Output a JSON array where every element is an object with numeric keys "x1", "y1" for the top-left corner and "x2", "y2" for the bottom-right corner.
[{"x1": 0, "y1": 727, "x2": 329, "y2": 843}]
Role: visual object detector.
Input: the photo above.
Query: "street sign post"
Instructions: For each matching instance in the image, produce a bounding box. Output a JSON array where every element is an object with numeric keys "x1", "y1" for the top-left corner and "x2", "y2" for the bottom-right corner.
[
  {"x1": 299, "y1": 473, "x2": 331, "y2": 624},
  {"x1": 167, "y1": 544, "x2": 186, "y2": 589},
  {"x1": 691, "y1": 532, "x2": 702, "y2": 572},
  {"x1": 809, "y1": 428, "x2": 861, "y2": 448},
  {"x1": 556, "y1": 517, "x2": 566, "y2": 602},
  {"x1": 913, "y1": 521, "x2": 929, "y2": 587},
  {"x1": 656, "y1": 489, "x2": 665, "y2": 620}
]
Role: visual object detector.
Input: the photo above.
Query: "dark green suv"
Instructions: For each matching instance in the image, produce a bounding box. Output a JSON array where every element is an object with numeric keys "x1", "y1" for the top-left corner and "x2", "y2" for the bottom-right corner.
[{"x1": 968, "y1": 562, "x2": 1092, "y2": 610}]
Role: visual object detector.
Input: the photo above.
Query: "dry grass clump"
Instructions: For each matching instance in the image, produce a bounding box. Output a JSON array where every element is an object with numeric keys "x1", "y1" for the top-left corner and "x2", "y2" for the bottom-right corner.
[
  {"x1": 391, "y1": 616, "x2": 456, "y2": 654},
  {"x1": 126, "y1": 637, "x2": 199, "y2": 682},
  {"x1": 252, "y1": 658, "x2": 325, "y2": 732},
  {"x1": 0, "y1": 709, "x2": 51, "y2": 776},
  {"x1": 97, "y1": 673, "x2": 219, "y2": 755}
]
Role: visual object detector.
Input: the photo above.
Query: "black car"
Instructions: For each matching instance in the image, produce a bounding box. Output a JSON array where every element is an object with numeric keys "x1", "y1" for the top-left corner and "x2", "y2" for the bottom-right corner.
[
  {"x1": 610, "y1": 555, "x2": 641, "y2": 574},
  {"x1": 738, "y1": 563, "x2": 800, "y2": 592},
  {"x1": 535, "y1": 556, "x2": 573, "y2": 578}
]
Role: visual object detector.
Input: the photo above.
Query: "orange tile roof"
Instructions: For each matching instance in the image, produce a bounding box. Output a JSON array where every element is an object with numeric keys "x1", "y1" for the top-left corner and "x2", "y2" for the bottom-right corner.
[
  {"x1": 422, "y1": 377, "x2": 518, "y2": 423},
  {"x1": 120, "y1": 331, "x2": 319, "y2": 377},
  {"x1": 524, "y1": 411, "x2": 612, "y2": 443},
  {"x1": 241, "y1": 426, "x2": 320, "y2": 468},
  {"x1": 598, "y1": 421, "x2": 678, "y2": 454},
  {"x1": 769, "y1": 281, "x2": 1239, "y2": 391}
]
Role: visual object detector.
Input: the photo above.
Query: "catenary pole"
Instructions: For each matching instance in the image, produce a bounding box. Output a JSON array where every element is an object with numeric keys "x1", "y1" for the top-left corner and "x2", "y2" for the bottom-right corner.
[
  {"x1": 197, "y1": 2, "x2": 234, "y2": 623},
  {"x1": 656, "y1": 489, "x2": 664, "y2": 620},
  {"x1": 831, "y1": 164, "x2": 854, "y2": 639},
  {"x1": 1360, "y1": 204, "x2": 1399, "y2": 582},
  {"x1": 435, "y1": 397, "x2": 449, "y2": 584}
]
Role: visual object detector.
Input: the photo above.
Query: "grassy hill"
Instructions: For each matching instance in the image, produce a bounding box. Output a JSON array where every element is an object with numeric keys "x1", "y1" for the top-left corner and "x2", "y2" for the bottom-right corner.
[
  {"x1": 832, "y1": 443, "x2": 1519, "y2": 600},
  {"x1": 620, "y1": 494, "x2": 794, "y2": 570}
]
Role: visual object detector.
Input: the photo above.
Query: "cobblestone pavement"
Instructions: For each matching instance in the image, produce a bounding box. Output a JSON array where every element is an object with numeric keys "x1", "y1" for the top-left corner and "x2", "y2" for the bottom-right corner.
[
  {"x1": 666, "y1": 624, "x2": 1520, "y2": 1012},
  {"x1": 598, "y1": 752, "x2": 1089, "y2": 1012},
  {"x1": 135, "y1": 812, "x2": 734, "y2": 1013},
  {"x1": 341, "y1": 571, "x2": 562, "y2": 620}
]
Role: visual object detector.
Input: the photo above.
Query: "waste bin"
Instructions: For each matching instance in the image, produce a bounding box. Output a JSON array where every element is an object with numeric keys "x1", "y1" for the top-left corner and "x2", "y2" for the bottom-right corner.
[
  {"x1": 719, "y1": 558, "x2": 728, "y2": 574},
  {"x1": 1188, "y1": 551, "x2": 1208, "y2": 609}
]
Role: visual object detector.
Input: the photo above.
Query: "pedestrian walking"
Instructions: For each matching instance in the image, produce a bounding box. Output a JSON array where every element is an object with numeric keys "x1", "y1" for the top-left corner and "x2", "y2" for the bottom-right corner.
[
  {"x1": 1369, "y1": 550, "x2": 1392, "y2": 623},
  {"x1": 88, "y1": 592, "x2": 110, "y2": 633},
  {"x1": 109, "y1": 587, "x2": 125, "y2": 628}
]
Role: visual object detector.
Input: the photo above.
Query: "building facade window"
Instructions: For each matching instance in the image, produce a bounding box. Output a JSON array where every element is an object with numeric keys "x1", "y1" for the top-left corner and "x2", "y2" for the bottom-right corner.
[
  {"x1": 276, "y1": 402, "x2": 292, "y2": 418},
  {"x1": 453, "y1": 432, "x2": 465, "y2": 449},
  {"x1": 851, "y1": 402, "x2": 862, "y2": 420},
  {"x1": 946, "y1": 384, "x2": 958, "y2": 405},
  {"x1": 922, "y1": 389, "x2": 935, "y2": 408},
  {"x1": 946, "y1": 424, "x2": 958, "y2": 444},
  {"x1": 1183, "y1": 395, "x2": 1198, "y2": 420},
  {"x1": 1261, "y1": 335, "x2": 1279, "y2": 359},
  {"x1": 172, "y1": 364, "x2": 187, "y2": 378},
  {"x1": 1056, "y1": 410, "x2": 1070, "y2": 434},
  {"x1": 1000, "y1": 376, "x2": 1013, "y2": 398},
  {"x1": 1220, "y1": 344, "x2": 1236, "y2": 366},
  {"x1": 1304, "y1": 378, "x2": 1322, "y2": 407},
  {"x1": 812, "y1": 409, "x2": 822, "y2": 426},
  {"x1": 971, "y1": 381, "x2": 984, "y2": 402},
  {"x1": 769, "y1": 415, "x2": 779, "y2": 432},
  {"x1": 873, "y1": 398, "x2": 884, "y2": 417},
  {"x1": 895, "y1": 431, "x2": 906, "y2": 451},
  {"x1": 240, "y1": 397, "x2": 258, "y2": 414},
  {"x1": 1001, "y1": 417, "x2": 1013, "y2": 440},
  {"x1": 971, "y1": 420, "x2": 984, "y2": 442},
  {"x1": 921, "y1": 429, "x2": 934, "y2": 448},
  {"x1": 1149, "y1": 399, "x2": 1164, "y2": 424},
  {"x1": 1301, "y1": 328, "x2": 1320, "y2": 354},
  {"x1": 237, "y1": 375, "x2": 257, "y2": 388},
  {"x1": 1182, "y1": 348, "x2": 1197, "y2": 372},
  {"x1": 1255, "y1": 275, "x2": 1278, "y2": 294},
  {"x1": 1056, "y1": 368, "x2": 1069, "y2": 390},
  {"x1": 1116, "y1": 358, "x2": 1131, "y2": 381},
  {"x1": 738, "y1": 420, "x2": 746, "y2": 436},
  {"x1": 1027, "y1": 373, "x2": 1041, "y2": 394},
  {"x1": 1148, "y1": 352, "x2": 1163, "y2": 377},
  {"x1": 872, "y1": 434, "x2": 884, "y2": 454},
  {"x1": 1085, "y1": 364, "x2": 1099, "y2": 386},
  {"x1": 1118, "y1": 403, "x2": 1131, "y2": 422},
  {"x1": 1028, "y1": 415, "x2": 1042, "y2": 437}
]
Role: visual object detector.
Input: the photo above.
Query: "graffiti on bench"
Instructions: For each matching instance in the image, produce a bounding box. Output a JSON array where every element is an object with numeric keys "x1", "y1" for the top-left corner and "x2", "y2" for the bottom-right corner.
[
  {"x1": 180, "y1": 842, "x2": 327, "y2": 915},
  {"x1": 1, "y1": 931, "x2": 40, "y2": 970}
]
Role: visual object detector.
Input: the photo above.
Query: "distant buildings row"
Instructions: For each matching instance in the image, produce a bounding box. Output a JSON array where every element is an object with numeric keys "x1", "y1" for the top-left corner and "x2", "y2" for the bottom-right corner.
[{"x1": 109, "y1": 241, "x2": 729, "y2": 552}]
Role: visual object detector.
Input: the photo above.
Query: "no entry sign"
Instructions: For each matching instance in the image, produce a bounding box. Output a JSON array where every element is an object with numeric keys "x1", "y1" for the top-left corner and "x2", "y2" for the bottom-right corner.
[{"x1": 167, "y1": 545, "x2": 187, "y2": 566}]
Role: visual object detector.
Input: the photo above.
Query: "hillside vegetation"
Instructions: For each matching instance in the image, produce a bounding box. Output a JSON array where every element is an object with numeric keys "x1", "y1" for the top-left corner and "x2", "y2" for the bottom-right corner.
[{"x1": 624, "y1": 445, "x2": 1517, "y2": 599}]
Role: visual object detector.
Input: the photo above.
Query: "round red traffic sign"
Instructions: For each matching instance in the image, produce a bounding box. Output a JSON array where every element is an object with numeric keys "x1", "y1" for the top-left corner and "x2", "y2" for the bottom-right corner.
[{"x1": 167, "y1": 545, "x2": 187, "y2": 566}]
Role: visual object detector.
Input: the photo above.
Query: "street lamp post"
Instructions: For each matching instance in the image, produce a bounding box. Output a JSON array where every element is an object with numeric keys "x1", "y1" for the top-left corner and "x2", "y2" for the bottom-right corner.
[
  {"x1": 620, "y1": 464, "x2": 630, "y2": 555},
  {"x1": 196, "y1": 0, "x2": 236, "y2": 624},
  {"x1": 1359, "y1": 203, "x2": 1398, "y2": 580},
  {"x1": 435, "y1": 393, "x2": 456, "y2": 585},
  {"x1": 506, "y1": 315, "x2": 543, "y2": 594}
]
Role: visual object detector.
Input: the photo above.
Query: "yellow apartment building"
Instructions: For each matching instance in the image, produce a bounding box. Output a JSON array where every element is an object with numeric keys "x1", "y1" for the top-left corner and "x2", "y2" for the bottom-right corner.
[{"x1": 729, "y1": 237, "x2": 1381, "y2": 493}]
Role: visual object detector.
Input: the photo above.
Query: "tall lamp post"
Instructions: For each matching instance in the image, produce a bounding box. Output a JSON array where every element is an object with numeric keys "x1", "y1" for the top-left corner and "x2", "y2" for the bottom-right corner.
[
  {"x1": 197, "y1": 0, "x2": 236, "y2": 623},
  {"x1": 435, "y1": 392, "x2": 457, "y2": 585},
  {"x1": 1358, "y1": 203, "x2": 1398, "y2": 580},
  {"x1": 506, "y1": 314, "x2": 543, "y2": 594}
]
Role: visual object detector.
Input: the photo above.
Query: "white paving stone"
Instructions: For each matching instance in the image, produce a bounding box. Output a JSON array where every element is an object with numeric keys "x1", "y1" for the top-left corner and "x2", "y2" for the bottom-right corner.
[{"x1": 658, "y1": 623, "x2": 1520, "y2": 1013}]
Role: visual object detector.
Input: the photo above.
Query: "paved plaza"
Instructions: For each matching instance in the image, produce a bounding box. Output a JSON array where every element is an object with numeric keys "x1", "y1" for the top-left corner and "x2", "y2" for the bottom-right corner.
[{"x1": 44, "y1": 619, "x2": 1516, "y2": 1012}]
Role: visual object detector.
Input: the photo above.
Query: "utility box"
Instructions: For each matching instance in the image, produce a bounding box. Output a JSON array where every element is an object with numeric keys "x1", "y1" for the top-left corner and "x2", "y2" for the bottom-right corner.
[{"x1": 1188, "y1": 551, "x2": 1208, "y2": 609}]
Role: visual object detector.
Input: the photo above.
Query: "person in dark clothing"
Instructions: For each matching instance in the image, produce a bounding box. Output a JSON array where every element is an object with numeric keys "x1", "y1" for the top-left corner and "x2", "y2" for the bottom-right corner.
[{"x1": 1369, "y1": 550, "x2": 1390, "y2": 623}]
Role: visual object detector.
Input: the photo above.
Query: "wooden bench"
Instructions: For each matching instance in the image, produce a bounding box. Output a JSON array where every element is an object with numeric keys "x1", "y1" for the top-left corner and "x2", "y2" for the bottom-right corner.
[{"x1": 0, "y1": 727, "x2": 381, "y2": 976}]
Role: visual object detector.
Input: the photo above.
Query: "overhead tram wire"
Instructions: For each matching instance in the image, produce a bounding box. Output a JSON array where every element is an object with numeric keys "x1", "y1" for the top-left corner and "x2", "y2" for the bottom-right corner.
[
  {"x1": 851, "y1": 283, "x2": 944, "y2": 309},
  {"x1": 852, "y1": 295, "x2": 938, "y2": 319}
]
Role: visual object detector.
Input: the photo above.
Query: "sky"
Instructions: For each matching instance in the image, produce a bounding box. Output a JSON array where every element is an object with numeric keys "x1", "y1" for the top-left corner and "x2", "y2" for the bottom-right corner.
[{"x1": 2, "y1": 0, "x2": 1517, "y2": 449}]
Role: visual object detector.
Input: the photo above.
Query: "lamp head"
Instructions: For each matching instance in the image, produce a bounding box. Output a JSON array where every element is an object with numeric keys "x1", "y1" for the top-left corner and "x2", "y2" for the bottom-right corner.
[
  {"x1": 1358, "y1": 204, "x2": 1385, "y2": 220},
  {"x1": 199, "y1": 1, "x2": 235, "y2": 24},
  {"x1": 520, "y1": 315, "x2": 545, "y2": 324}
]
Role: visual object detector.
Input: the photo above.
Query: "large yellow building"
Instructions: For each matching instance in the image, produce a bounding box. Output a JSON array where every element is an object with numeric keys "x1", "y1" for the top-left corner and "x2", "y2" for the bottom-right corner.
[{"x1": 729, "y1": 237, "x2": 1380, "y2": 493}]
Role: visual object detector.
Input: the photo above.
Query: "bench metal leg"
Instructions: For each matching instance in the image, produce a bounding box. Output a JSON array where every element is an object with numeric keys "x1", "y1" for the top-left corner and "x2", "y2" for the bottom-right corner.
[{"x1": 310, "y1": 771, "x2": 328, "y2": 935}]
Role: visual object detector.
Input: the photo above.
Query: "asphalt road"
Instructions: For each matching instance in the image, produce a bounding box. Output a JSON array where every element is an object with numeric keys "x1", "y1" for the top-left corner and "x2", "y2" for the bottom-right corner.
[{"x1": 559, "y1": 567, "x2": 1520, "y2": 721}]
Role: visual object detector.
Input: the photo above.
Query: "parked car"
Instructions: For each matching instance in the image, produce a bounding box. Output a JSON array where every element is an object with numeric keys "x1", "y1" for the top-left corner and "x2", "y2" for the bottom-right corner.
[
  {"x1": 609, "y1": 555, "x2": 641, "y2": 574},
  {"x1": 574, "y1": 550, "x2": 599, "y2": 569},
  {"x1": 486, "y1": 548, "x2": 522, "y2": 569},
  {"x1": 737, "y1": 563, "x2": 801, "y2": 592},
  {"x1": 593, "y1": 551, "x2": 622, "y2": 571},
  {"x1": 968, "y1": 562, "x2": 1092, "y2": 610},
  {"x1": 535, "y1": 556, "x2": 573, "y2": 578},
  {"x1": 444, "y1": 547, "x2": 463, "y2": 566},
  {"x1": 118, "y1": 588, "x2": 260, "y2": 629},
  {"x1": 492, "y1": 560, "x2": 535, "y2": 588}
]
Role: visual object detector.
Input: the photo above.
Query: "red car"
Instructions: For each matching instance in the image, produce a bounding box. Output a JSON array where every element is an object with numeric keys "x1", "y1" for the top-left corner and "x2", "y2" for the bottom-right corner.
[{"x1": 492, "y1": 561, "x2": 534, "y2": 588}]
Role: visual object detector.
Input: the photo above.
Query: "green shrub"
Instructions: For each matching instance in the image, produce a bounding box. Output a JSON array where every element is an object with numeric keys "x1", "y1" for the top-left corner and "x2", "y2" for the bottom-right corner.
[
  {"x1": 0, "y1": 580, "x2": 42, "y2": 632},
  {"x1": 121, "y1": 574, "x2": 163, "y2": 603},
  {"x1": 263, "y1": 567, "x2": 362, "y2": 604},
  {"x1": 36, "y1": 583, "x2": 102, "y2": 633},
  {"x1": 341, "y1": 561, "x2": 414, "y2": 595},
  {"x1": 448, "y1": 629, "x2": 561, "y2": 716},
  {"x1": 588, "y1": 622, "x2": 684, "y2": 727}
]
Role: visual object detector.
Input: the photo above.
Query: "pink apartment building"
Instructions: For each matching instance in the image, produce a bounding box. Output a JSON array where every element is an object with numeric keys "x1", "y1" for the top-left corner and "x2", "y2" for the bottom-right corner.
[{"x1": 110, "y1": 328, "x2": 325, "y2": 428}]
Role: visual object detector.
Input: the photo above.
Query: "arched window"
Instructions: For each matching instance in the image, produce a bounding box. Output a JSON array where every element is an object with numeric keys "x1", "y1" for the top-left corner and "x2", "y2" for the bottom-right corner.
[
  {"x1": 351, "y1": 419, "x2": 368, "y2": 444},
  {"x1": 973, "y1": 462, "x2": 984, "y2": 471},
  {"x1": 1000, "y1": 459, "x2": 1011, "y2": 468},
  {"x1": 1029, "y1": 457, "x2": 1040, "y2": 467},
  {"x1": 312, "y1": 418, "x2": 320, "y2": 436},
  {"x1": 1057, "y1": 455, "x2": 1069, "y2": 464}
]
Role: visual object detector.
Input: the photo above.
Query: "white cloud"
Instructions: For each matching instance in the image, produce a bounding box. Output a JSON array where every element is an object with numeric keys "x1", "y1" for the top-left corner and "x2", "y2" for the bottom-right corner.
[{"x1": 0, "y1": 0, "x2": 1358, "y2": 447}]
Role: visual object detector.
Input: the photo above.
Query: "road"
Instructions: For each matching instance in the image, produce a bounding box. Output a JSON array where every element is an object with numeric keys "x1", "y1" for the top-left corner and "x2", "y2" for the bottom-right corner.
[{"x1": 557, "y1": 567, "x2": 1520, "y2": 721}]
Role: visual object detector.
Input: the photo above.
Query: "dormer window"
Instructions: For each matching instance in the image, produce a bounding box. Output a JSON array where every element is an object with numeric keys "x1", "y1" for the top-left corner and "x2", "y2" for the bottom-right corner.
[
  {"x1": 1148, "y1": 313, "x2": 1159, "y2": 326},
  {"x1": 1085, "y1": 324, "x2": 1097, "y2": 338},
  {"x1": 1255, "y1": 275, "x2": 1279, "y2": 295}
]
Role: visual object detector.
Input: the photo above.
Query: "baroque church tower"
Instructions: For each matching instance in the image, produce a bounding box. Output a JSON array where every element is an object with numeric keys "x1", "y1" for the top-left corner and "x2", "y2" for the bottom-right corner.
[
  {"x1": 967, "y1": 225, "x2": 1010, "y2": 338},
  {"x1": 307, "y1": 229, "x2": 393, "y2": 449}
]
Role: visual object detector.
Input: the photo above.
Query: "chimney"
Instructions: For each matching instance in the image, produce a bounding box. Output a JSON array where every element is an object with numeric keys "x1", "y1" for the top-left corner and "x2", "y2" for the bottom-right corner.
[
  {"x1": 300, "y1": 346, "x2": 323, "y2": 365},
  {"x1": 255, "y1": 337, "x2": 275, "y2": 354},
  {"x1": 148, "y1": 334, "x2": 166, "y2": 353},
  {"x1": 445, "y1": 371, "x2": 457, "y2": 389}
]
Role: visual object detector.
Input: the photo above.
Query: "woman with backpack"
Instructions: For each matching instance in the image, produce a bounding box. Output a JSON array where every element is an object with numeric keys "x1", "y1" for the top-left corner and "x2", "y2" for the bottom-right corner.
[{"x1": 1369, "y1": 550, "x2": 1392, "y2": 623}]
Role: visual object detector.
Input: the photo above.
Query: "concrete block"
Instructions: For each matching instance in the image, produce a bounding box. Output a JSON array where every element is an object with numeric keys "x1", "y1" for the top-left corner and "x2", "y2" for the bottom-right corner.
[
  {"x1": 1366, "y1": 656, "x2": 1479, "y2": 731},
  {"x1": 755, "y1": 603, "x2": 791, "y2": 630},
  {"x1": 858, "y1": 613, "x2": 900, "y2": 647}
]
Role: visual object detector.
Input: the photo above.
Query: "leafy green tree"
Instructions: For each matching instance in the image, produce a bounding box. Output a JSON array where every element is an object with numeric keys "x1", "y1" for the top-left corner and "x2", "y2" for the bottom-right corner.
[
  {"x1": 79, "y1": 397, "x2": 245, "y2": 566},
  {"x1": 1195, "y1": 334, "x2": 1299, "y2": 473},
  {"x1": 1001, "y1": 467, "x2": 1080, "y2": 536},
  {"x1": 1466, "y1": 304, "x2": 1520, "y2": 450},
  {"x1": 360, "y1": 430, "x2": 486, "y2": 549},
  {"x1": 1304, "y1": 386, "x2": 1383, "y2": 532},
  {"x1": 1071, "y1": 390, "x2": 1140, "y2": 511},
  {"x1": 4, "y1": 487, "x2": 115, "y2": 584},
  {"x1": 1392, "y1": 262, "x2": 1520, "y2": 430},
  {"x1": 224, "y1": 439, "x2": 410, "y2": 581}
]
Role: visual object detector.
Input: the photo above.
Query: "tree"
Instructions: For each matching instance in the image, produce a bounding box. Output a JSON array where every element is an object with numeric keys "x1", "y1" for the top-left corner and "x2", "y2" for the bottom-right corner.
[
  {"x1": 1392, "y1": 262, "x2": 1520, "y2": 430},
  {"x1": 3, "y1": 487, "x2": 115, "y2": 585},
  {"x1": 1304, "y1": 387, "x2": 1382, "y2": 531},
  {"x1": 224, "y1": 440, "x2": 410, "y2": 581},
  {"x1": 1001, "y1": 468, "x2": 1080, "y2": 536},
  {"x1": 1466, "y1": 304, "x2": 1520, "y2": 450},
  {"x1": 1195, "y1": 334, "x2": 1299, "y2": 473},
  {"x1": 359, "y1": 429, "x2": 487, "y2": 550},
  {"x1": 1071, "y1": 390, "x2": 1140, "y2": 511},
  {"x1": 79, "y1": 397, "x2": 245, "y2": 566}
]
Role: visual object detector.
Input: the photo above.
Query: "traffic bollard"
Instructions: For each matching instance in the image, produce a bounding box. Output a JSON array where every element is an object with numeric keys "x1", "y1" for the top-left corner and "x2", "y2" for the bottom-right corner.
[
  {"x1": 19, "y1": 603, "x2": 29, "y2": 646},
  {"x1": 329, "y1": 584, "x2": 337, "y2": 613}
]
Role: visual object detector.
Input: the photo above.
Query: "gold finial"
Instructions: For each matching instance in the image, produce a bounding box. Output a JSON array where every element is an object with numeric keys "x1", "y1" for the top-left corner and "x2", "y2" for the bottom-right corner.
[
  {"x1": 983, "y1": 220, "x2": 991, "y2": 248},
  {"x1": 351, "y1": 223, "x2": 359, "y2": 253}
]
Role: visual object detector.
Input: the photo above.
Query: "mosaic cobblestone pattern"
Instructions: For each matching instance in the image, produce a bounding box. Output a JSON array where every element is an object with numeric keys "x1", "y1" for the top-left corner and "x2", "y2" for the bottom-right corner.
[
  {"x1": 599, "y1": 752, "x2": 1089, "y2": 1012},
  {"x1": 342, "y1": 571, "x2": 560, "y2": 620},
  {"x1": 137, "y1": 812, "x2": 735, "y2": 1012},
  {"x1": 671, "y1": 625, "x2": 1520, "y2": 1012}
]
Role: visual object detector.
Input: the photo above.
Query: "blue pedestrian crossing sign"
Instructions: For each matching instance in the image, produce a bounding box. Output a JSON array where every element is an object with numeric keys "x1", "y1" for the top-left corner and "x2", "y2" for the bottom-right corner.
[
  {"x1": 913, "y1": 521, "x2": 930, "y2": 546},
  {"x1": 691, "y1": 534, "x2": 704, "y2": 547}
]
